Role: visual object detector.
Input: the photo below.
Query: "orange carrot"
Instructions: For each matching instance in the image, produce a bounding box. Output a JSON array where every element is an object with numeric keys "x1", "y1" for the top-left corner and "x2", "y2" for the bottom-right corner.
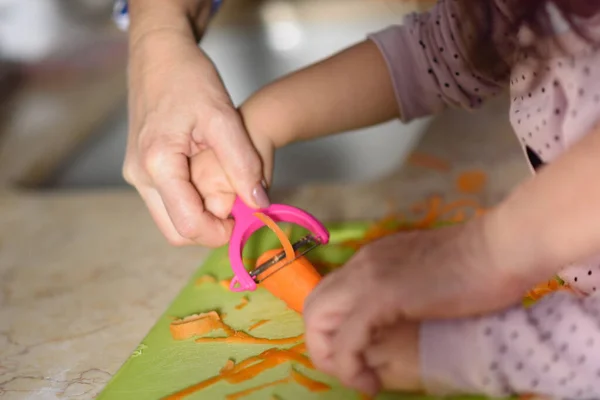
[
  {"x1": 456, "y1": 170, "x2": 487, "y2": 194},
  {"x1": 253, "y1": 213, "x2": 295, "y2": 262},
  {"x1": 255, "y1": 249, "x2": 322, "y2": 314},
  {"x1": 169, "y1": 311, "x2": 222, "y2": 340},
  {"x1": 226, "y1": 377, "x2": 290, "y2": 400},
  {"x1": 290, "y1": 369, "x2": 330, "y2": 392},
  {"x1": 248, "y1": 320, "x2": 269, "y2": 331}
]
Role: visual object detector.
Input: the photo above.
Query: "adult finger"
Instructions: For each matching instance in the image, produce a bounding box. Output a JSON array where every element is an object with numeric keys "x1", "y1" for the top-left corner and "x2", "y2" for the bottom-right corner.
[
  {"x1": 146, "y1": 143, "x2": 230, "y2": 247},
  {"x1": 201, "y1": 108, "x2": 269, "y2": 209},
  {"x1": 331, "y1": 307, "x2": 381, "y2": 395},
  {"x1": 304, "y1": 273, "x2": 355, "y2": 373},
  {"x1": 137, "y1": 186, "x2": 195, "y2": 246}
]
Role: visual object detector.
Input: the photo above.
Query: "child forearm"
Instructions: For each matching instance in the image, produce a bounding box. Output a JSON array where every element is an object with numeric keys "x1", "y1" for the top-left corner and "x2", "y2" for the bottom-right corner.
[
  {"x1": 486, "y1": 123, "x2": 600, "y2": 282},
  {"x1": 239, "y1": 39, "x2": 399, "y2": 148}
]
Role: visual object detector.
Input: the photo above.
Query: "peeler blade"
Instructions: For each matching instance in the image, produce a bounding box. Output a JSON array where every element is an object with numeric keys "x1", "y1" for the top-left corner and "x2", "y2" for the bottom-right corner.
[{"x1": 250, "y1": 235, "x2": 321, "y2": 282}]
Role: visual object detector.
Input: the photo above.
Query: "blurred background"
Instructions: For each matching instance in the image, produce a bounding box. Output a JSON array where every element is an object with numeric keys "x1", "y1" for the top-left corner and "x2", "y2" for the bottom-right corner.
[{"x1": 0, "y1": 0, "x2": 519, "y2": 194}]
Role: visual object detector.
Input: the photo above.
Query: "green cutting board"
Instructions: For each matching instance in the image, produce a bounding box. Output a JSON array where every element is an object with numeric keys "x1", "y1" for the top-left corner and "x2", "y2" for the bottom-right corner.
[{"x1": 98, "y1": 222, "x2": 495, "y2": 400}]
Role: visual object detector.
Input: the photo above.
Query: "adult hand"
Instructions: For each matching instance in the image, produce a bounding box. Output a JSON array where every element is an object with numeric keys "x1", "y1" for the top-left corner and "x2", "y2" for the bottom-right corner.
[
  {"x1": 303, "y1": 217, "x2": 533, "y2": 395},
  {"x1": 364, "y1": 319, "x2": 422, "y2": 393},
  {"x1": 123, "y1": 30, "x2": 271, "y2": 247}
]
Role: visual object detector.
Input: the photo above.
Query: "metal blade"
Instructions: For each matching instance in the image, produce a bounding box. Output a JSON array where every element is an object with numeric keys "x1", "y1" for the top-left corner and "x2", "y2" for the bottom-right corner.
[{"x1": 249, "y1": 235, "x2": 321, "y2": 282}]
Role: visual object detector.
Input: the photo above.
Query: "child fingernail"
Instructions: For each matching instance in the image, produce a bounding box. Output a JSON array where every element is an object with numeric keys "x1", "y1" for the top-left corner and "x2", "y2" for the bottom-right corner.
[{"x1": 252, "y1": 183, "x2": 270, "y2": 209}]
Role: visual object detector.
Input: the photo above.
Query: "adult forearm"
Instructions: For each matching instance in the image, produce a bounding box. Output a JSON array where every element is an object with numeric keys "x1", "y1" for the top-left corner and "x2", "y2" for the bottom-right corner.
[
  {"x1": 240, "y1": 39, "x2": 399, "y2": 148},
  {"x1": 128, "y1": 0, "x2": 213, "y2": 46},
  {"x1": 486, "y1": 123, "x2": 600, "y2": 284}
]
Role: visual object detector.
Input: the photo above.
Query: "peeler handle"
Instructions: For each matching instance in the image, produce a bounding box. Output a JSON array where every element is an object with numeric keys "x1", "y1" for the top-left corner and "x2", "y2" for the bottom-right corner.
[
  {"x1": 231, "y1": 196, "x2": 253, "y2": 220},
  {"x1": 228, "y1": 196, "x2": 330, "y2": 292}
]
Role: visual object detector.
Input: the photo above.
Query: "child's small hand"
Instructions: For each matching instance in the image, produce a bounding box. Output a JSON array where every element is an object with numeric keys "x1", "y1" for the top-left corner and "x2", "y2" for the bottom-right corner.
[
  {"x1": 364, "y1": 320, "x2": 423, "y2": 394},
  {"x1": 303, "y1": 217, "x2": 529, "y2": 395},
  {"x1": 189, "y1": 133, "x2": 275, "y2": 221}
]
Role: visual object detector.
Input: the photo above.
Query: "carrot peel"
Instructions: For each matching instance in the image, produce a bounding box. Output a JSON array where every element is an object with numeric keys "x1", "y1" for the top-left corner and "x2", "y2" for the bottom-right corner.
[
  {"x1": 253, "y1": 212, "x2": 295, "y2": 262},
  {"x1": 169, "y1": 311, "x2": 222, "y2": 340}
]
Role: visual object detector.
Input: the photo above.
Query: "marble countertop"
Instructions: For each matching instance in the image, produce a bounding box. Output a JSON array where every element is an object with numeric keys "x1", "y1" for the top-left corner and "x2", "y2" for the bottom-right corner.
[
  {"x1": 0, "y1": 190, "x2": 209, "y2": 399},
  {"x1": 0, "y1": 95, "x2": 530, "y2": 399}
]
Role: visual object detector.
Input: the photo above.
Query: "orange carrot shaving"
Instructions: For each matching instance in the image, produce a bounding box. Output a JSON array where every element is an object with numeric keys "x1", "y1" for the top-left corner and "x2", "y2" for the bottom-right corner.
[
  {"x1": 163, "y1": 375, "x2": 222, "y2": 400},
  {"x1": 290, "y1": 369, "x2": 330, "y2": 392},
  {"x1": 291, "y1": 342, "x2": 307, "y2": 353},
  {"x1": 456, "y1": 170, "x2": 487, "y2": 194},
  {"x1": 439, "y1": 198, "x2": 484, "y2": 215},
  {"x1": 407, "y1": 152, "x2": 451, "y2": 172},
  {"x1": 235, "y1": 296, "x2": 249, "y2": 310},
  {"x1": 195, "y1": 275, "x2": 217, "y2": 285},
  {"x1": 220, "y1": 279, "x2": 232, "y2": 289},
  {"x1": 253, "y1": 212, "x2": 295, "y2": 262},
  {"x1": 225, "y1": 349, "x2": 312, "y2": 384},
  {"x1": 169, "y1": 311, "x2": 222, "y2": 340},
  {"x1": 413, "y1": 195, "x2": 443, "y2": 228},
  {"x1": 165, "y1": 346, "x2": 308, "y2": 399},
  {"x1": 525, "y1": 278, "x2": 574, "y2": 302},
  {"x1": 196, "y1": 334, "x2": 304, "y2": 345},
  {"x1": 226, "y1": 377, "x2": 290, "y2": 400},
  {"x1": 248, "y1": 320, "x2": 269, "y2": 331},
  {"x1": 220, "y1": 359, "x2": 235, "y2": 374}
]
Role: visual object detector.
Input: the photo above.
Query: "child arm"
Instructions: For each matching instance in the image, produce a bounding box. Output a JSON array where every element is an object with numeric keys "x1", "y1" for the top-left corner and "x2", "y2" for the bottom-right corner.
[
  {"x1": 240, "y1": 0, "x2": 510, "y2": 148},
  {"x1": 421, "y1": 292, "x2": 600, "y2": 398},
  {"x1": 239, "y1": 39, "x2": 398, "y2": 148}
]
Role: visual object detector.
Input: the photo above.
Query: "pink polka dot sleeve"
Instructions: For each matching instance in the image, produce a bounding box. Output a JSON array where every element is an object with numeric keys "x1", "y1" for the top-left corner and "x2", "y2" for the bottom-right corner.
[
  {"x1": 421, "y1": 292, "x2": 600, "y2": 398},
  {"x1": 368, "y1": 0, "x2": 510, "y2": 122}
]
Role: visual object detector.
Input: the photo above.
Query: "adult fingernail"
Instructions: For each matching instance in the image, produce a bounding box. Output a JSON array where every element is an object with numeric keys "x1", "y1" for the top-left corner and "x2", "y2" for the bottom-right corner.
[{"x1": 252, "y1": 183, "x2": 270, "y2": 209}]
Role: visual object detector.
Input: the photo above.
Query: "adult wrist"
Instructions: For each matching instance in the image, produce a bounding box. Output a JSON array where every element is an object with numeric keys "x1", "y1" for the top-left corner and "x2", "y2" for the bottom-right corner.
[
  {"x1": 480, "y1": 201, "x2": 555, "y2": 290},
  {"x1": 115, "y1": 0, "x2": 223, "y2": 39}
]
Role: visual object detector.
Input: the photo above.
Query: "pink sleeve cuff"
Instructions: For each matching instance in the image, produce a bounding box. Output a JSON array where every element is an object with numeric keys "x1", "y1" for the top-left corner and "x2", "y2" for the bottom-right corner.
[
  {"x1": 368, "y1": 25, "x2": 446, "y2": 123},
  {"x1": 420, "y1": 318, "x2": 505, "y2": 397}
]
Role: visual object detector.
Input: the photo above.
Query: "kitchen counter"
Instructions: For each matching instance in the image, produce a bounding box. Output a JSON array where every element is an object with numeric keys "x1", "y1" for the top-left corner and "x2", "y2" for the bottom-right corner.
[{"x1": 0, "y1": 95, "x2": 530, "y2": 399}]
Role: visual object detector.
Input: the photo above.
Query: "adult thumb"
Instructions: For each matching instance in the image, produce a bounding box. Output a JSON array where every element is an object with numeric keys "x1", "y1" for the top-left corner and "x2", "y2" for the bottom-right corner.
[{"x1": 204, "y1": 109, "x2": 270, "y2": 209}]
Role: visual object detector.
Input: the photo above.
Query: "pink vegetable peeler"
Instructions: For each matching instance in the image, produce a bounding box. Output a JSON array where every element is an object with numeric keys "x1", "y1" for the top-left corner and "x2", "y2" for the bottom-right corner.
[{"x1": 228, "y1": 196, "x2": 330, "y2": 292}]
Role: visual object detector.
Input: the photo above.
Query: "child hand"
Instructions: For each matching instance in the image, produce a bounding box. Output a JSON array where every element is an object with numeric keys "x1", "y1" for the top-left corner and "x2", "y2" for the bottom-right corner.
[
  {"x1": 364, "y1": 320, "x2": 423, "y2": 394},
  {"x1": 188, "y1": 133, "x2": 275, "y2": 223},
  {"x1": 303, "y1": 218, "x2": 529, "y2": 395}
]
